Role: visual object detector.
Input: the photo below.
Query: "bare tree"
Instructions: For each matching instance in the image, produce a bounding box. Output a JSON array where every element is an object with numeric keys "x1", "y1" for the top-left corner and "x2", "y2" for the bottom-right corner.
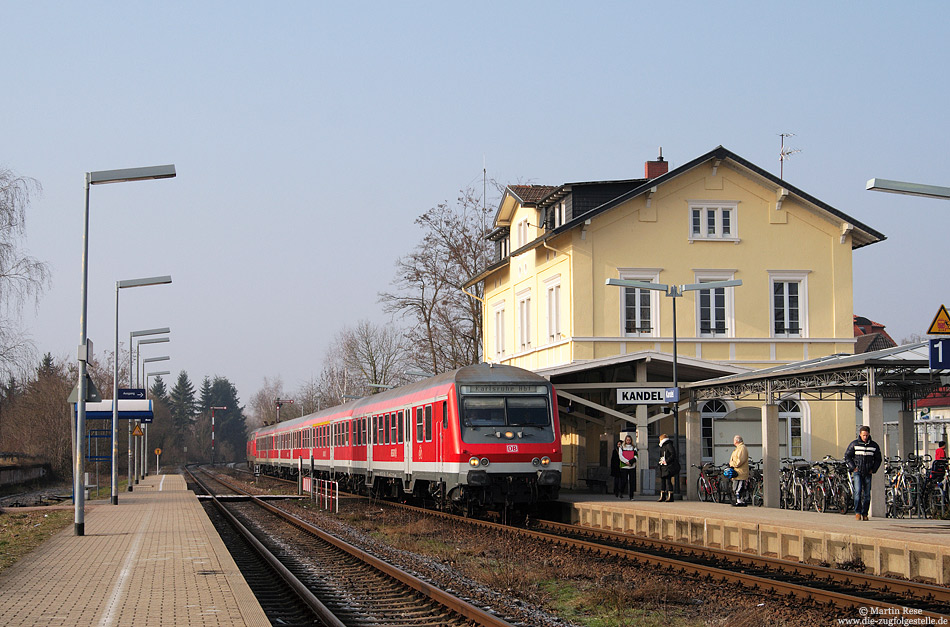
[
  {"x1": 296, "y1": 374, "x2": 322, "y2": 415},
  {"x1": 248, "y1": 375, "x2": 284, "y2": 427},
  {"x1": 341, "y1": 319, "x2": 408, "y2": 390},
  {"x1": 380, "y1": 186, "x2": 494, "y2": 374},
  {"x1": 2, "y1": 354, "x2": 73, "y2": 477},
  {"x1": 0, "y1": 168, "x2": 51, "y2": 375}
]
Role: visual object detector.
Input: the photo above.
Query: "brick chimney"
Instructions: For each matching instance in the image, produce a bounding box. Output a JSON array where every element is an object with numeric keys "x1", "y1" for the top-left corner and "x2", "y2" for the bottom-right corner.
[{"x1": 645, "y1": 147, "x2": 668, "y2": 179}]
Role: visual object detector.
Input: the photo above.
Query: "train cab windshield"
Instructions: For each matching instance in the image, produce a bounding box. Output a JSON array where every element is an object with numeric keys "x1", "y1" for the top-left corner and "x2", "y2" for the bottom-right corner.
[{"x1": 459, "y1": 393, "x2": 554, "y2": 443}]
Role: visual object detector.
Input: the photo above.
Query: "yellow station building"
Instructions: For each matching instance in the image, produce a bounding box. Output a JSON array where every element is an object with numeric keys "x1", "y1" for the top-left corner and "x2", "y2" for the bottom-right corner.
[{"x1": 465, "y1": 146, "x2": 886, "y2": 490}]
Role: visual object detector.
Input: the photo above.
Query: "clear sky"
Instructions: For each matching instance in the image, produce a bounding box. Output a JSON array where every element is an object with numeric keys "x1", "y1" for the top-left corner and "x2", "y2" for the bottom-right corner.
[{"x1": 2, "y1": 2, "x2": 948, "y2": 407}]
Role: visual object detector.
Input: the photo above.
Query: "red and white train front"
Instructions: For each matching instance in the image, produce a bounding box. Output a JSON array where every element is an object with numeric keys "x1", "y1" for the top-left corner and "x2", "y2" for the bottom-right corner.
[{"x1": 247, "y1": 363, "x2": 561, "y2": 511}]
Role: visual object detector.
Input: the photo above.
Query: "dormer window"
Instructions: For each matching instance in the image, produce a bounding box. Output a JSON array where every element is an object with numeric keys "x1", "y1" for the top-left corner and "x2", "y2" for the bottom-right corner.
[
  {"x1": 517, "y1": 219, "x2": 529, "y2": 248},
  {"x1": 554, "y1": 201, "x2": 567, "y2": 228}
]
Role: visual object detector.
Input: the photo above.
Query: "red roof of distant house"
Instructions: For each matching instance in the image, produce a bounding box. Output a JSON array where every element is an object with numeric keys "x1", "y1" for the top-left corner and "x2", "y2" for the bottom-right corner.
[
  {"x1": 853, "y1": 315, "x2": 897, "y2": 350},
  {"x1": 918, "y1": 388, "x2": 950, "y2": 409}
]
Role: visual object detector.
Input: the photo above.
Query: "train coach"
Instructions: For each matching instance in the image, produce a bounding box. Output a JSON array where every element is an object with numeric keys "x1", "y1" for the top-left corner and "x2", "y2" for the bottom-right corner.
[{"x1": 247, "y1": 363, "x2": 562, "y2": 512}]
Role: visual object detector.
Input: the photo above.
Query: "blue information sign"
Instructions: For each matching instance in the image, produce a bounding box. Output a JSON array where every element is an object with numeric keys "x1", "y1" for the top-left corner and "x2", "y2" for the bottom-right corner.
[
  {"x1": 118, "y1": 388, "x2": 146, "y2": 399},
  {"x1": 930, "y1": 339, "x2": 950, "y2": 370},
  {"x1": 664, "y1": 387, "x2": 680, "y2": 402}
]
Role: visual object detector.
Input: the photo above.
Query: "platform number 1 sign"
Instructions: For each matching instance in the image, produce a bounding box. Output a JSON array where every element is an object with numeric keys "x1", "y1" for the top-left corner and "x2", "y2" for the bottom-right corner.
[{"x1": 931, "y1": 339, "x2": 950, "y2": 370}]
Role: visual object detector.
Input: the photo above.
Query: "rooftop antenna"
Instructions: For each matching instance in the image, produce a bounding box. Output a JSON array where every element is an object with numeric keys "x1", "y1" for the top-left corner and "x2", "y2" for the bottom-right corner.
[
  {"x1": 483, "y1": 155, "x2": 487, "y2": 212},
  {"x1": 779, "y1": 133, "x2": 801, "y2": 179}
]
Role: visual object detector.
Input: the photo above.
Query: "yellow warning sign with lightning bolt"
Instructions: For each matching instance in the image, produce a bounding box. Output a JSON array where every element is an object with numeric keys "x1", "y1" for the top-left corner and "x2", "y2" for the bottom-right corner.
[{"x1": 927, "y1": 305, "x2": 950, "y2": 335}]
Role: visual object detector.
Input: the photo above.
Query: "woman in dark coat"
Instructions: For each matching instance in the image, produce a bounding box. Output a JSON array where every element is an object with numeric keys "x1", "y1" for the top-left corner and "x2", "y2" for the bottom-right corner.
[
  {"x1": 610, "y1": 440, "x2": 623, "y2": 497},
  {"x1": 657, "y1": 433, "x2": 679, "y2": 502}
]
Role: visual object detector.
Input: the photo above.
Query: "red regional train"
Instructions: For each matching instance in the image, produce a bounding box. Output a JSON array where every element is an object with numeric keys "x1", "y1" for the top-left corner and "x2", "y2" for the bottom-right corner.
[{"x1": 247, "y1": 363, "x2": 562, "y2": 512}]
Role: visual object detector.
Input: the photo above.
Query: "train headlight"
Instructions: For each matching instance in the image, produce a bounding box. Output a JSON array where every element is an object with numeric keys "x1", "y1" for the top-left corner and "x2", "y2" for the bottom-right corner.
[
  {"x1": 504, "y1": 431, "x2": 514, "y2": 439},
  {"x1": 480, "y1": 457, "x2": 490, "y2": 467},
  {"x1": 532, "y1": 457, "x2": 541, "y2": 467},
  {"x1": 541, "y1": 456, "x2": 551, "y2": 467},
  {"x1": 469, "y1": 456, "x2": 480, "y2": 467}
]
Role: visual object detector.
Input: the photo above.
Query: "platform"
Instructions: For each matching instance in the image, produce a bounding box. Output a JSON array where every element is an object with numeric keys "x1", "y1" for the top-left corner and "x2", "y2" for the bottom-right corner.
[
  {"x1": 559, "y1": 491, "x2": 950, "y2": 583},
  {"x1": 0, "y1": 474, "x2": 269, "y2": 626}
]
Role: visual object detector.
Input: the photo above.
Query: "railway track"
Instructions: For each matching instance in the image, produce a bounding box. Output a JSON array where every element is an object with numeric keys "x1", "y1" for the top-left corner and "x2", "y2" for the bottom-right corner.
[
  {"x1": 188, "y1": 466, "x2": 516, "y2": 627},
  {"x1": 226, "y1": 466, "x2": 950, "y2": 620},
  {"x1": 381, "y1": 496, "x2": 950, "y2": 619}
]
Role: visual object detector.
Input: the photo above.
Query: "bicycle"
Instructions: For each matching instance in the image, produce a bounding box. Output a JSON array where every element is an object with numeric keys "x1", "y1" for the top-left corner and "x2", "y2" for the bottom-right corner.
[{"x1": 693, "y1": 462, "x2": 724, "y2": 503}]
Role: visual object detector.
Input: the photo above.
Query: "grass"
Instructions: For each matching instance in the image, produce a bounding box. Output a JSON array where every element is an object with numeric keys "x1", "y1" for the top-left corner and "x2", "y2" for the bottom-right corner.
[{"x1": 0, "y1": 509, "x2": 73, "y2": 574}]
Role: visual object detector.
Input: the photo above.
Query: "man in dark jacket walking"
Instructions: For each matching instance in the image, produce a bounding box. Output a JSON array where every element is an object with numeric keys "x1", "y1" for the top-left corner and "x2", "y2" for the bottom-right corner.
[{"x1": 844, "y1": 425, "x2": 883, "y2": 521}]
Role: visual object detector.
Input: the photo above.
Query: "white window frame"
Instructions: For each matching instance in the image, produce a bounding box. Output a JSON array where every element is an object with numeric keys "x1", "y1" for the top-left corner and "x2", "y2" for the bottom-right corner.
[
  {"x1": 517, "y1": 289, "x2": 532, "y2": 351},
  {"x1": 544, "y1": 275, "x2": 561, "y2": 343},
  {"x1": 769, "y1": 270, "x2": 810, "y2": 338},
  {"x1": 688, "y1": 201, "x2": 739, "y2": 242},
  {"x1": 618, "y1": 268, "x2": 661, "y2": 337},
  {"x1": 517, "y1": 219, "x2": 529, "y2": 248},
  {"x1": 694, "y1": 270, "x2": 737, "y2": 338},
  {"x1": 499, "y1": 236, "x2": 510, "y2": 259},
  {"x1": 554, "y1": 201, "x2": 567, "y2": 228},
  {"x1": 779, "y1": 399, "x2": 809, "y2": 459},
  {"x1": 492, "y1": 301, "x2": 506, "y2": 358},
  {"x1": 699, "y1": 399, "x2": 730, "y2": 462}
]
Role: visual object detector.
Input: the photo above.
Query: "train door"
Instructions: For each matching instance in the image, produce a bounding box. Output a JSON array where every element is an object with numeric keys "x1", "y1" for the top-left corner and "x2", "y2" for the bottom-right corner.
[
  {"x1": 366, "y1": 415, "x2": 374, "y2": 476},
  {"x1": 330, "y1": 422, "x2": 336, "y2": 476},
  {"x1": 403, "y1": 407, "x2": 412, "y2": 480},
  {"x1": 431, "y1": 403, "x2": 443, "y2": 477}
]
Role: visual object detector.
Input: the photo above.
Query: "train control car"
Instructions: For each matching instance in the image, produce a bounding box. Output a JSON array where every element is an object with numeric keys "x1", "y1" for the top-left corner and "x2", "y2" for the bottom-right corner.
[{"x1": 247, "y1": 363, "x2": 561, "y2": 511}]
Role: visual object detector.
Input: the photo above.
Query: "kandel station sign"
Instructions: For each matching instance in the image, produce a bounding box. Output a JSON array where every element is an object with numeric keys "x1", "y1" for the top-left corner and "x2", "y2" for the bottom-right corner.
[{"x1": 617, "y1": 387, "x2": 670, "y2": 405}]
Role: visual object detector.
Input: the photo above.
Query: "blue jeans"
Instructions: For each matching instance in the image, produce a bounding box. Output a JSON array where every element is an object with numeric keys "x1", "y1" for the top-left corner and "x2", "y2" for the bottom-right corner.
[{"x1": 852, "y1": 472, "x2": 871, "y2": 516}]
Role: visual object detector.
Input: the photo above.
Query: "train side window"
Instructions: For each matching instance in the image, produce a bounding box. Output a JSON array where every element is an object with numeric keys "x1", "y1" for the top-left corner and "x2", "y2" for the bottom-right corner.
[
  {"x1": 424, "y1": 405, "x2": 432, "y2": 442},
  {"x1": 415, "y1": 407, "x2": 423, "y2": 443},
  {"x1": 384, "y1": 413, "x2": 390, "y2": 445},
  {"x1": 437, "y1": 402, "x2": 446, "y2": 429},
  {"x1": 397, "y1": 410, "x2": 404, "y2": 443},
  {"x1": 391, "y1": 411, "x2": 398, "y2": 444}
]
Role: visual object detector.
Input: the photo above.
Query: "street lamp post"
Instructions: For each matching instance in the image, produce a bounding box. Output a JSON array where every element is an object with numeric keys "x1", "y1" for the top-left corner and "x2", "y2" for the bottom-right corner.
[
  {"x1": 210, "y1": 406, "x2": 227, "y2": 465},
  {"x1": 606, "y1": 277, "x2": 742, "y2": 498},
  {"x1": 145, "y1": 370, "x2": 170, "y2": 473},
  {"x1": 132, "y1": 331, "x2": 169, "y2": 480},
  {"x1": 130, "y1": 328, "x2": 170, "y2": 387},
  {"x1": 75, "y1": 164, "x2": 175, "y2": 536},
  {"x1": 137, "y1": 338, "x2": 169, "y2": 479},
  {"x1": 866, "y1": 178, "x2": 950, "y2": 200},
  {"x1": 132, "y1": 356, "x2": 168, "y2": 488},
  {"x1": 111, "y1": 276, "x2": 171, "y2": 505}
]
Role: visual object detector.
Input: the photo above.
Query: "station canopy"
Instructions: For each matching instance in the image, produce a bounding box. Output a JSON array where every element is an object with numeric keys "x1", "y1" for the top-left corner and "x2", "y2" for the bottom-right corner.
[
  {"x1": 75, "y1": 399, "x2": 153, "y2": 420},
  {"x1": 684, "y1": 341, "x2": 950, "y2": 406}
]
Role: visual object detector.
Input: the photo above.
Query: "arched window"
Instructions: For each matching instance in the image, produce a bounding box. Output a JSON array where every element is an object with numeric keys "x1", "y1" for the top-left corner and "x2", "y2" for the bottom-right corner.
[
  {"x1": 700, "y1": 400, "x2": 728, "y2": 460},
  {"x1": 779, "y1": 399, "x2": 804, "y2": 458}
]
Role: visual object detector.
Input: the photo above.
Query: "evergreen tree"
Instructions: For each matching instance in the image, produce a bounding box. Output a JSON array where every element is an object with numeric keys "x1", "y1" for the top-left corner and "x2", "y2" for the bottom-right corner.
[
  {"x1": 37, "y1": 353, "x2": 56, "y2": 379},
  {"x1": 168, "y1": 371, "x2": 197, "y2": 448},
  {"x1": 150, "y1": 375, "x2": 168, "y2": 402},
  {"x1": 198, "y1": 376, "x2": 213, "y2": 414},
  {"x1": 208, "y1": 377, "x2": 247, "y2": 463}
]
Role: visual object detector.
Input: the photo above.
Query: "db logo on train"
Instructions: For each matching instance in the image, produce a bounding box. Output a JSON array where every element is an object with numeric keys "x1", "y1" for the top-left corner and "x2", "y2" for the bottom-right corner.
[{"x1": 507, "y1": 444, "x2": 519, "y2": 452}]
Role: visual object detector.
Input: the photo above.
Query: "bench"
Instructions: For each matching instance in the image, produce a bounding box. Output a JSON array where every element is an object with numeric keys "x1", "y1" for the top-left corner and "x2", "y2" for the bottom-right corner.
[{"x1": 581, "y1": 466, "x2": 611, "y2": 493}]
